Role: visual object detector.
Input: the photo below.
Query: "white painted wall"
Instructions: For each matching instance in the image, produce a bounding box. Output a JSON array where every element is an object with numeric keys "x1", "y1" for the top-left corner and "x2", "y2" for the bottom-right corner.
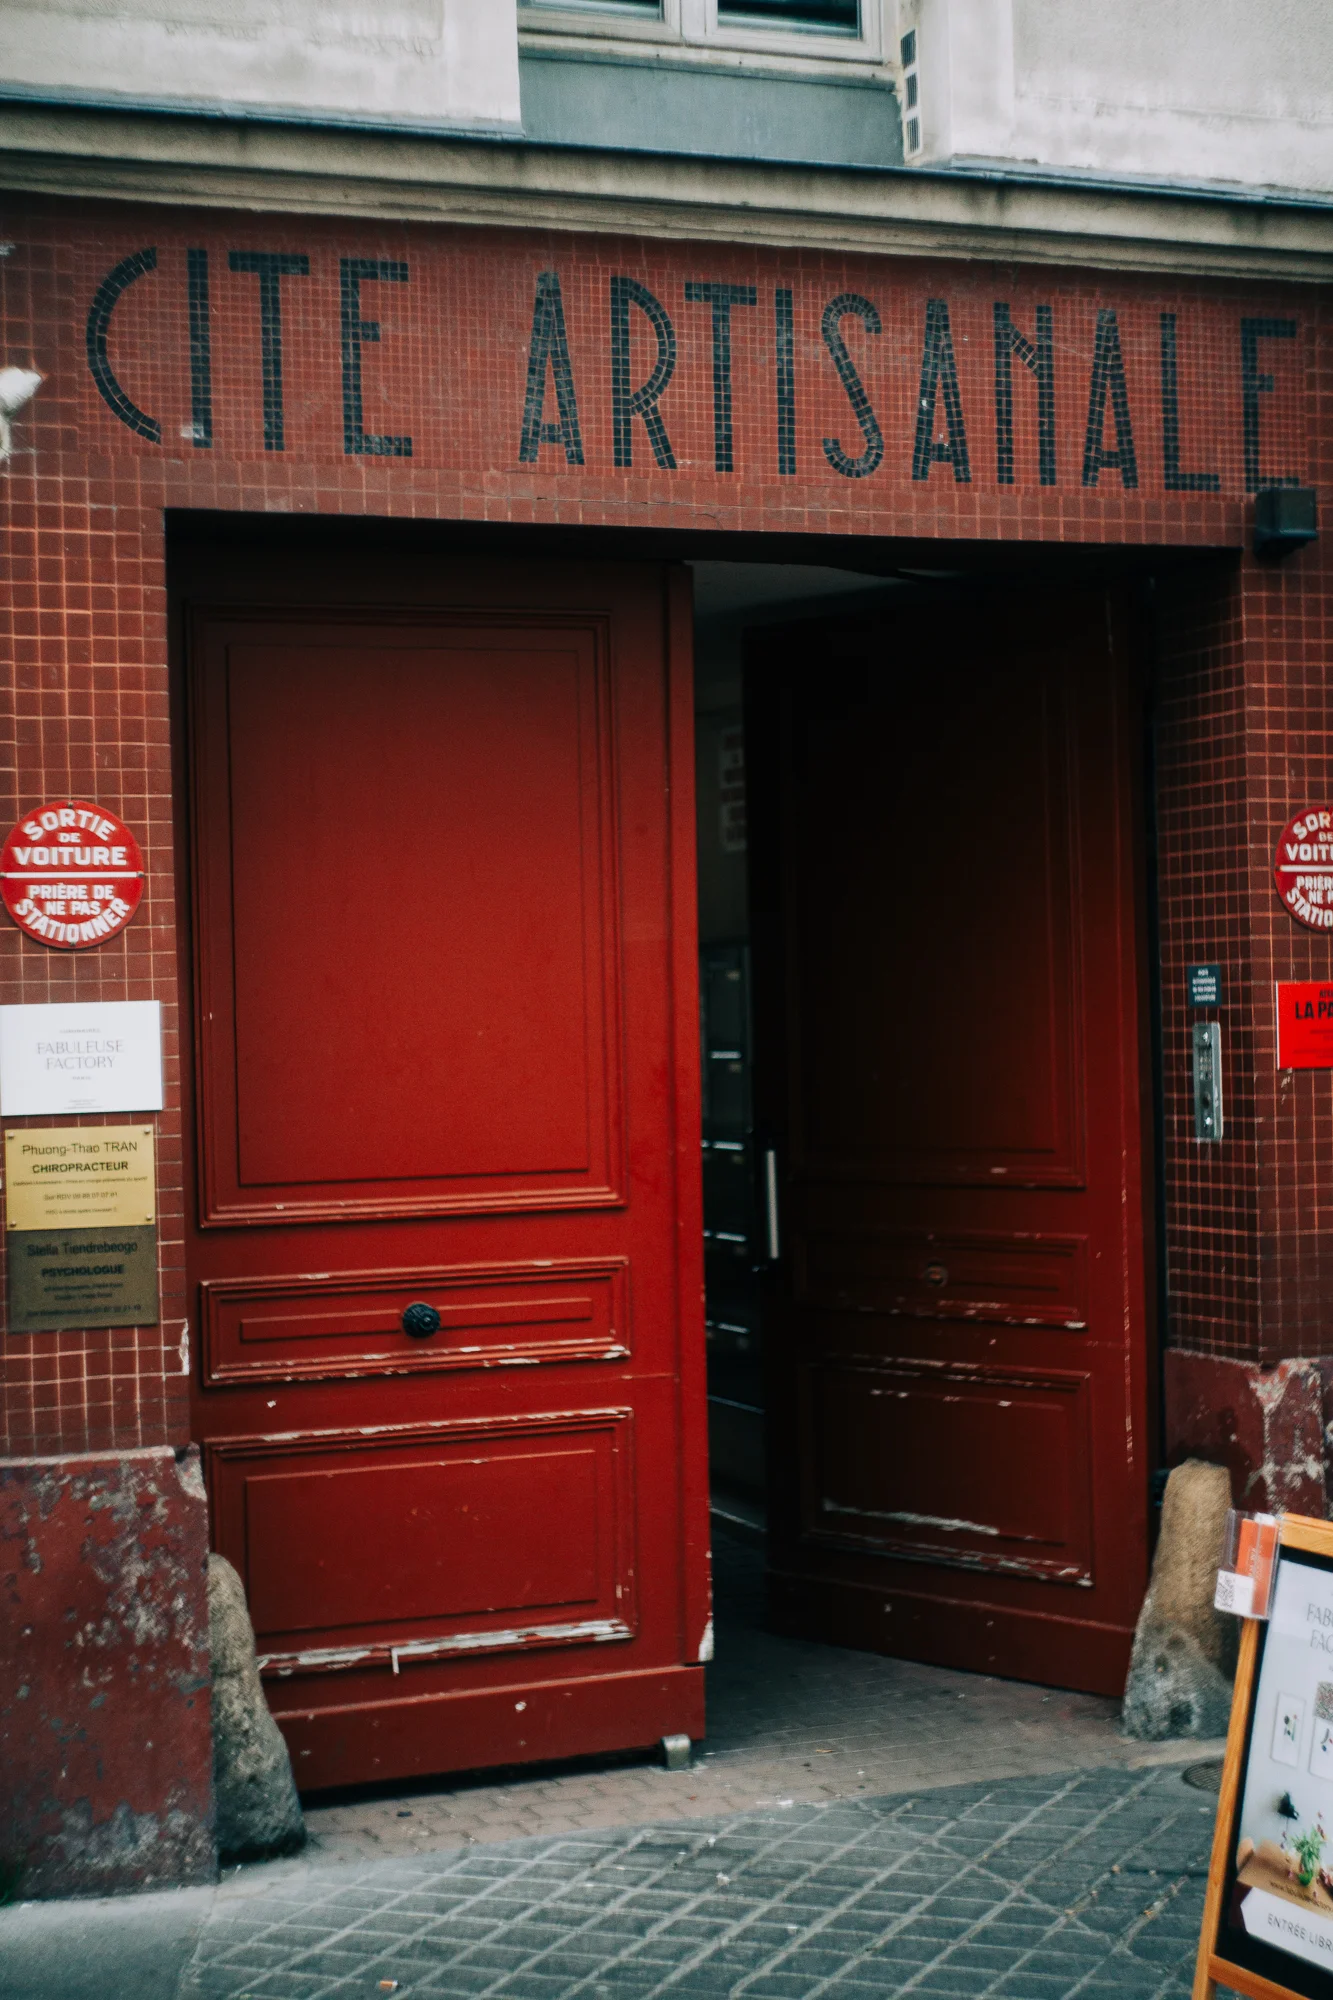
[
  {"x1": 2, "y1": 0, "x2": 1326, "y2": 189},
  {"x1": 0, "y1": 1, "x2": 521, "y2": 131},
  {"x1": 898, "y1": 0, "x2": 1333, "y2": 194}
]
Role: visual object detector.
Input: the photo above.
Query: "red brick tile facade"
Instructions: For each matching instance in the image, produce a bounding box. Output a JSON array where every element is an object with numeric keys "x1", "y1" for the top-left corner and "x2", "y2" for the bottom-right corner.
[
  {"x1": 1156, "y1": 551, "x2": 1333, "y2": 1374},
  {"x1": 0, "y1": 190, "x2": 1329, "y2": 1460}
]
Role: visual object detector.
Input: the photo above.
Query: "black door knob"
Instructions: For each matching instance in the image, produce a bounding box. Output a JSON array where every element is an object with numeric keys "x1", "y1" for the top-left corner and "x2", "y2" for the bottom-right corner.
[{"x1": 401, "y1": 1301, "x2": 442, "y2": 1339}]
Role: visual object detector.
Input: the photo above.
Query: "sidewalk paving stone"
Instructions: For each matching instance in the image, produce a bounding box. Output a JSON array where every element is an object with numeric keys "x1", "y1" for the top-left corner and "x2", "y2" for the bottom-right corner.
[
  {"x1": 296, "y1": 1531, "x2": 1223, "y2": 1869},
  {"x1": 167, "y1": 1764, "x2": 1232, "y2": 2000}
]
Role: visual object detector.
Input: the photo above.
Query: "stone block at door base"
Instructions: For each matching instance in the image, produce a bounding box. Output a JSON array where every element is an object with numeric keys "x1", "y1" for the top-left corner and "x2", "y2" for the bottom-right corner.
[
  {"x1": 0, "y1": 1446, "x2": 215, "y2": 1898},
  {"x1": 1121, "y1": 1459, "x2": 1235, "y2": 1740}
]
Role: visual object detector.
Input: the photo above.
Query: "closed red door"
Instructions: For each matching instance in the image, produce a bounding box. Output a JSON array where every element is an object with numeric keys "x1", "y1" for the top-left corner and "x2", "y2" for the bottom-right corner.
[
  {"x1": 181, "y1": 555, "x2": 707, "y2": 1790},
  {"x1": 748, "y1": 587, "x2": 1152, "y2": 1696}
]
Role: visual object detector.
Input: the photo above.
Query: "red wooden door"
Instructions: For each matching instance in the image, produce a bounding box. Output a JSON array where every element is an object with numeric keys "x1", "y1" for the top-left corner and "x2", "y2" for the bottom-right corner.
[
  {"x1": 181, "y1": 556, "x2": 708, "y2": 1791},
  {"x1": 748, "y1": 587, "x2": 1151, "y2": 1697}
]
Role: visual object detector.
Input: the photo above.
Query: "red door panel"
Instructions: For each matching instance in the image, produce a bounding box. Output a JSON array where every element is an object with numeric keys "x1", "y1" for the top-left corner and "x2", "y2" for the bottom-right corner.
[
  {"x1": 180, "y1": 556, "x2": 706, "y2": 1789},
  {"x1": 193, "y1": 620, "x2": 621, "y2": 1222},
  {"x1": 789, "y1": 646, "x2": 1084, "y2": 1187},
  {"x1": 749, "y1": 588, "x2": 1151, "y2": 1696},
  {"x1": 799, "y1": 1359, "x2": 1095, "y2": 1576},
  {"x1": 199, "y1": 1258, "x2": 628, "y2": 1386},
  {"x1": 207, "y1": 1411, "x2": 635, "y2": 1667}
]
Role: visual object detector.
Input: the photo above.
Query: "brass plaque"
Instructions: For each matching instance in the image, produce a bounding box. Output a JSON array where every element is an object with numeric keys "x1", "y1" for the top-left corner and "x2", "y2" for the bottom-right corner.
[
  {"x1": 4, "y1": 1125, "x2": 155, "y2": 1231},
  {"x1": 8, "y1": 1224, "x2": 158, "y2": 1332}
]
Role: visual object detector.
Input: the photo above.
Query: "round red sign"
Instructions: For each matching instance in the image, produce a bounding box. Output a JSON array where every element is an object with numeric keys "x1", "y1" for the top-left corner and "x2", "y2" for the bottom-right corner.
[
  {"x1": 0, "y1": 799, "x2": 144, "y2": 949},
  {"x1": 1275, "y1": 807, "x2": 1333, "y2": 932}
]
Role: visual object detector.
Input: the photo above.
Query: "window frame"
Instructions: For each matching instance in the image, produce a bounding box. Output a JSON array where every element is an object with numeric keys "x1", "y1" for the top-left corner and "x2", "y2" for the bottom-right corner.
[{"x1": 519, "y1": 0, "x2": 891, "y2": 74}]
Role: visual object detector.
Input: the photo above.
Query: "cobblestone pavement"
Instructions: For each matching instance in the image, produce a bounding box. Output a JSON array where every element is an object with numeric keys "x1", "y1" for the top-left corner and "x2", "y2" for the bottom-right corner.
[
  {"x1": 305, "y1": 1528, "x2": 1216, "y2": 1863},
  {"x1": 181, "y1": 1765, "x2": 1224, "y2": 2000}
]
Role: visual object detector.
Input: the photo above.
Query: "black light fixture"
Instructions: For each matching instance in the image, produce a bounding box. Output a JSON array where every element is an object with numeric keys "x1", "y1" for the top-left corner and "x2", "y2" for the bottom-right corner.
[{"x1": 1253, "y1": 485, "x2": 1318, "y2": 559}]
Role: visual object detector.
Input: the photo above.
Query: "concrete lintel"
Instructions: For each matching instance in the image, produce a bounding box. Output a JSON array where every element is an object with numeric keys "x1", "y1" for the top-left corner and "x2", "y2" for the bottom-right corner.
[{"x1": 3, "y1": 104, "x2": 1333, "y2": 282}]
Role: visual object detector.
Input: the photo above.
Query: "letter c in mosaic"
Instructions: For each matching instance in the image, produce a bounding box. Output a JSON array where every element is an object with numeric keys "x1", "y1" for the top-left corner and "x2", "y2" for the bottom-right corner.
[{"x1": 85, "y1": 248, "x2": 161, "y2": 444}]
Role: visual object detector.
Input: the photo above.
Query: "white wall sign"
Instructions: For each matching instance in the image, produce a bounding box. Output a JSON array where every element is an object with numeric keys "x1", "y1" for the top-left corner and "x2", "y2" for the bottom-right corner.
[{"x1": 0, "y1": 1001, "x2": 164, "y2": 1116}]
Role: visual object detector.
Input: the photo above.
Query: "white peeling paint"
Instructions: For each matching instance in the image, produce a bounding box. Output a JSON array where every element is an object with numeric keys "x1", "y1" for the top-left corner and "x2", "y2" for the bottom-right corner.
[
  {"x1": 879, "y1": 1508, "x2": 1002, "y2": 1537},
  {"x1": 260, "y1": 1615, "x2": 632, "y2": 1679},
  {"x1": 0, "y1": 366, "x2": 42, "y2": 466},
  {"x1": 697, "y1": 1617, "x2": 714, "y2": 1662},
  {"x1": 267, "y1": 1644, "x2": 376, "y2": 1675}
]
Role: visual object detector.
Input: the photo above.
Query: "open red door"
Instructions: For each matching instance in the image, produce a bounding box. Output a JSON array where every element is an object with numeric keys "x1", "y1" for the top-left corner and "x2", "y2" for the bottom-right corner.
[
  {"x1": 748, "y1": 585, "x2": 1152, "y2": 1697},
  {"x1": 180, "y1": 553, "x2": 708, "y2": 1789}
]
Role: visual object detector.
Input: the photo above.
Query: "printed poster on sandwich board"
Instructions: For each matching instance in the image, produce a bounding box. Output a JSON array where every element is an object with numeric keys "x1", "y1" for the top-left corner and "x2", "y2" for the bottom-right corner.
[{"x1": 1198, "y1": 1522, "x2": 1333, "y2": 2000}]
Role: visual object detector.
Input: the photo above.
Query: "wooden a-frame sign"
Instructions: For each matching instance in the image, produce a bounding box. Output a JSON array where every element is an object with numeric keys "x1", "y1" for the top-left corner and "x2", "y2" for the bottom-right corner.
[{"x1": 1195, "y1": 1514, "x2": 1333, "y2": 2000}]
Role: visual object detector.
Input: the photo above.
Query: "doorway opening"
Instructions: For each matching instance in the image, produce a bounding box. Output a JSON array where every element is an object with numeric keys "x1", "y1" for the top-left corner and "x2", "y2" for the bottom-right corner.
[
  {"x1": 694, "y1": 558, "x2": 905, "y2": 1545},
  {"x1": 167, "y1": 510, "x2": 1175, "y2": 1808}
]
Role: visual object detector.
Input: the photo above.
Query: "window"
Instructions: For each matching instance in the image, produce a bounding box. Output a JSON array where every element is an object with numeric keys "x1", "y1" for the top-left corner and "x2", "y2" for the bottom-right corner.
[
  {"x1": 524, "y1": 0, "x2": 858, "y2": 20},
  {"x1": 524, "y1": 0, "x2": 662, "y2": 12},
  {"x1": 521, "y1": 0, "x2": 881, "y2": 62},
  {"x1": 717, "y1": 1, "x2": 859, "y2": 28},
  {"x1": 900, "y1": 27, "x2": 921, "y2": 151},
  {"x1": 523, "y1": 0, "x2": 663, "y2": 13}
]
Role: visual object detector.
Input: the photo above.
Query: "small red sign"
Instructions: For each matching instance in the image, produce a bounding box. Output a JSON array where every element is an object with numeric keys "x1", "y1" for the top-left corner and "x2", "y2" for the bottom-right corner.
[
  {"x1": 1274, "y1": 807, "x2": 1333, "y2": 931},
  {"x1": 0, "y1": 799, "x2": 144, "y2": 950},
  {"x1": 1276, "y1": 982, "x2": 1333, "y2": 1069}
]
